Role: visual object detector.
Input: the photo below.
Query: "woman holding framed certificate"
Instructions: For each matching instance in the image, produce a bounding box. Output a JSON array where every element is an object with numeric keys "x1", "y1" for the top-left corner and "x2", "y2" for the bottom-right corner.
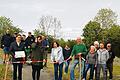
[{"x1": 10, "y1": 34, "x2": 25, "y2": 80}]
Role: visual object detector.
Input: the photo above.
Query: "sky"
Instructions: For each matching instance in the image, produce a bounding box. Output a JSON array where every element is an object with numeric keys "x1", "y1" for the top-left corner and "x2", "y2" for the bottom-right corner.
[{"x1": 0, "y1": 0, "x2": 120, "y2": 40}]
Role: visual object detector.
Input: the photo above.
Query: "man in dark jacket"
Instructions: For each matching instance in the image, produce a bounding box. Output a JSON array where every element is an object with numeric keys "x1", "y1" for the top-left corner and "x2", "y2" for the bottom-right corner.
[
  {"x1": 1, "y1": 30, "x2": 13, "y2": 63},
  {"x1": 42, "y1": 35, "x2": 49, "y2": 68},
  {"x1": 25, "y1": 32, "x2": 35, "y2": 60},
  {"x1": 10, "y1": 34, "x2": 25, "y2": 80},
  {"x1": 12, "y1": 32, "x2": 18, "y2": 42},
  {"x1": 106, "y1": 43, "x2": 115, "y2": 80},
  {"x1": 25, "y1": 32, "x2": 35, "y2": 47}
]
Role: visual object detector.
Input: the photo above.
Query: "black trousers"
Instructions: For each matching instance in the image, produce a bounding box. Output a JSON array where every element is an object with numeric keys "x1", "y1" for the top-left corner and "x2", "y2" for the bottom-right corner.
[
  {"x1": 32, "y1": 65, "x2": 41, "y2": 80},
  {"x1": 13, "y1": 63, "x2": 23, "y2": 80},
  {"x1": 107, "y1": 62, "x2": 113, "y2": 79}
]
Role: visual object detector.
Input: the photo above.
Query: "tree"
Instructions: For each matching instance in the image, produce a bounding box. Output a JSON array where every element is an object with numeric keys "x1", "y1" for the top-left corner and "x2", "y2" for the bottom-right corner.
[
  {"x1": 82, "y1": 21, "x2": 102, "y2": 47},
  {"x1": 36, "y1": 15, "x2": 62, "y2": 38},
  {"x1": 0, "y1": 16, "x2": 23, "y2": 35},
  {"x1": 66, "y1": 39, "x2": 76, "y2": 49},
  {"x1": 107, "y1": 25, "x2": 120, "y2": 57},
  {"x1": 57, "y1": 38, "x2": 66, "y2": 47},
  {"x1": 38, "y1": 16, "x2": 53, "y2": 35},
  {"x1": 94, "y1": 8, "x2": 117, "y2": 28},
  {"x1": 82, "y1": 8, "x2": 120, "y2": 57},
  {"x1": 0, "y1": 16, "x2": 23, "y2": 45},
  {"x1": 33, "y1": 29, "x2": 45, "y2": 37}
]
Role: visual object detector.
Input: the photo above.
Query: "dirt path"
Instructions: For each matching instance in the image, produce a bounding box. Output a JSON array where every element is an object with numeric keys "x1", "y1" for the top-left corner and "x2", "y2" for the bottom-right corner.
[
  {"x1": 22, "y1": 64, "x2": 54, "y2": 80},
  {"x1": 0, "y1": 58, "x2": 3, "y2": 64}
]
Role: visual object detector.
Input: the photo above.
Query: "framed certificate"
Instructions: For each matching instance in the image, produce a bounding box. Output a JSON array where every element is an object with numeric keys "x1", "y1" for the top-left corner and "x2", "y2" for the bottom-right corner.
[{"x1": 15, "y1": 51, "x2": 25, "y2": 58}]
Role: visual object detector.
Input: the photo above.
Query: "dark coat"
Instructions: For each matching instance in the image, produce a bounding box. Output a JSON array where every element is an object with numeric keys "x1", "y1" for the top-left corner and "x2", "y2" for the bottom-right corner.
[
  {"x1": 63, "y1": 48, "x2": 71, "y2": 60},
  {"x1": 10, "y1": 41, "x2": 25, "y2": 62},
  {"x1": 107, "y1": 50, "x2": 115, "y2": 63},
  {"x1": 31, "y1": 42, "x2": 44, "y2": 69},
  {"x1": 1, "y1": 34, "x2": 13, "y2": 48},
  {"x1": 25, "y1": 35, "x2": 35, "y2": 47}
]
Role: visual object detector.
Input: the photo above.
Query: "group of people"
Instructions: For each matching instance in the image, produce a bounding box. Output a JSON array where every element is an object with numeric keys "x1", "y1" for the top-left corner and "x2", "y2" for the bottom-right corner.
[
  {"x1": 51, "y1": 37, "x2": 115, "y2": 80},
  {"x1": 1, "y1": 30, "x2": 115, "y2": 80},
  {"x1": 1, "y1": 30, "x2": 49, "y2": 80}
]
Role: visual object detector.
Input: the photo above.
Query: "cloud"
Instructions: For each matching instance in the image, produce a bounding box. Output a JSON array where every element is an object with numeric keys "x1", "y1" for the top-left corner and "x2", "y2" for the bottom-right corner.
[{"x1": 0, "y1": 0, "x2": 120, "y2": 40}]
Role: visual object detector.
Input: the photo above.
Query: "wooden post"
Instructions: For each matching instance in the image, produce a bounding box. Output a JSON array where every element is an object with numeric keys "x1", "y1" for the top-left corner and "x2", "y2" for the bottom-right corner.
[
  {"x1": 4, "y1": 62, "x2": 9, "y2": 80},
  {"x1": 79, "y1": 55, "x2": 81, "y2": 80}
]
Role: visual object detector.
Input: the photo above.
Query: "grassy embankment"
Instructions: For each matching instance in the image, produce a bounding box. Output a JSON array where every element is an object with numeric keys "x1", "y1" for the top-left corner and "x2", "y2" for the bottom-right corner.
[
  {"x1": 0, "y1": 49, "x2": 12, "y2": 80},
  {"x1": 47, "y1": 56, "x2": 120, "y2": 80}
]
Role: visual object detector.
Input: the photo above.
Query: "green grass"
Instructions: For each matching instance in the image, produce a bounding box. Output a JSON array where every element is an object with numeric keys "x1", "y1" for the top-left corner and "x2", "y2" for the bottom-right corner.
[
  {"x1": 0, "y1": 49, "x2": 12, "y2": 80},
  {"x1": 0, "y1": 52, "x2": 120, "y2": 80},
  {"x1": 113, "y1": 65, "x2": 120, "y2": 77},
  {"x1": 0, "y1": 49, "x2": 3, "y2": 58},
  {"x1": 47, "y1": 58, "x2": 120, "y2": 80},
  {"x1": 0, "y1": 64, "x2": 5, "y2": 80},
  {"x1": 0, "y1": 64, "x2": 12, "y2": 80}
]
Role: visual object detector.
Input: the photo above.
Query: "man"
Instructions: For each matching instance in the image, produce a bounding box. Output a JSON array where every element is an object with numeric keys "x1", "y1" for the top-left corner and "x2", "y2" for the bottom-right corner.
[
  {"x1": 1, "y1": 30, "x2": 13, "y2": 63},
  {"x1": 25, "y1": 32, "x2": 35, "y2": 60},
  {"x1": 69, "y1": 37, "x2": 87, "y2": 80},
  {"x1": 106, "y1": 43, "x2": 115, "y2": 80},
  {"x1": 96, "y1": 42, "x2": 109, "y2": 80},
  {"x1": 10, "y1": 34, "x2": 25, "y2": 80},
  {"x1": 25, "y1": 32, "x2": 35, "y2": 48},
  {"x1": 12, "y1": 32, "x2": 18, "y2": 42},
  {"x1": 42, "y1": 35, "x2": 49, "y2": 68}
]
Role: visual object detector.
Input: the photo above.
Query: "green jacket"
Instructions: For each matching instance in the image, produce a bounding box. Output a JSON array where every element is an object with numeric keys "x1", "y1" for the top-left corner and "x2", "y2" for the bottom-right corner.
[
  {"x1": 31, "y1": 42, "x2": 44, "y2": 68},
  {"x1": 71, "y1": 43, "x2": 87, "y2": 58}
]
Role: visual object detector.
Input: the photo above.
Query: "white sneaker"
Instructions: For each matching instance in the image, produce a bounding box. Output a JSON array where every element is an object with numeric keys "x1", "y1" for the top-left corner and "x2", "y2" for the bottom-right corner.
[{"x1": 82, "y1": 78, "x2": 85, "y2": 80}]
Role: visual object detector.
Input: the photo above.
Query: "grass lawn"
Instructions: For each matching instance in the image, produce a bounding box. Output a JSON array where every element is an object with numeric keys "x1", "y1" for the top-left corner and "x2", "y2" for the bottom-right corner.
[
  {"x1": 0, "y1": 51, "x2": 120, "y2": 80},
  {"x1": 0, "y1": 64, "x2": 12, "y2": 80},
  {"x1": 47, "y1": 56, "x2": 120, "y2": 80},
  {"x1": 0, "y1": 49, "x2": 12, "y2": 80}
]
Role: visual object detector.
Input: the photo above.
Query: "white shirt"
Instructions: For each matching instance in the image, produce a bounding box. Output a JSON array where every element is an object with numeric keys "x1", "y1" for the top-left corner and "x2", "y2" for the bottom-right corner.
[{"x1": 51, "y1": 46, "x2": 64, "y2": 64}]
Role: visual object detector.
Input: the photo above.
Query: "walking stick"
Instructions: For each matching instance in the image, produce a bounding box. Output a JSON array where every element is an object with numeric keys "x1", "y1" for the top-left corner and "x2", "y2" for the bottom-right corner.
[
  {"x1": 4, "y1": 62, "x2": 9, "y2": 80},
  {"x1": 79, "y1": 54, "x2": 81, "y2": 80}
]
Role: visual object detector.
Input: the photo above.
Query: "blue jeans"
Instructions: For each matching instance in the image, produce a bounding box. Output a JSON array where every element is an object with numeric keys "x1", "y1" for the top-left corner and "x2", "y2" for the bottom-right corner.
[
  {"x1": 70, "y1": 59, "x2": 85, "y2": 80},
  {"x1": 96, "y1": 64, "x2": 107, "y2": 80},
  {"x1": 54, "y1": 63, "x2": 63, "y2": 80},
  {"x1": 84, "y1": 63, "x2": 95, "y2": 80},
  {"x1": 64, "y1": 60, "x2": 70, "y2": 73}
]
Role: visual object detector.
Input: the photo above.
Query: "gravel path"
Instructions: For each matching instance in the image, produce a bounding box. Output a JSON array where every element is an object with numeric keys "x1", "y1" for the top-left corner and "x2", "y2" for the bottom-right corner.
[
  {"x1": 22, "y1": 65, "x2": 54, "y2": 80},
  {"x1": 0, "y1": 58, "x2": 3, "y2": 64}
]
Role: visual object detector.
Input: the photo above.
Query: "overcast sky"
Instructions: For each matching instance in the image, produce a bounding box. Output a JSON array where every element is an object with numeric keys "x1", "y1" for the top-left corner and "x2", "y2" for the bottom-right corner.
[{"x1": 0, "y1": 0, "x2": 120, "y2": 40}]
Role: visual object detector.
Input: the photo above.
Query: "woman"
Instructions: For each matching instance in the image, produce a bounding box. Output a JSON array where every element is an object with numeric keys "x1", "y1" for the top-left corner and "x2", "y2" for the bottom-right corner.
[
  {"x1": 84, "y1": 45, "x2": 97, "y2": 80},
  {"x1": 63, "y1": 44, "x2": 71, "y2": 74},
  {"x1": 31, "y1": 36, "x2": 44, "y2": 80},
  {"x1": 10, "y1": 34, "x2": 25, "y2": 80},
  {"x1": 51, "y1": 41, "x2": 64, "y2": 80}
]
